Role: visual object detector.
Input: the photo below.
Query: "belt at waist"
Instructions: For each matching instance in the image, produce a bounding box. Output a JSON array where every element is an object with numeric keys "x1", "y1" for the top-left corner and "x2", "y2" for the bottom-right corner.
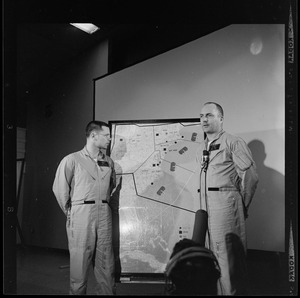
[
  {"x1": 84, "y1": 200, "x2": 108, "y2": 204},
  {"x1": 72, "y1": 200, "x2": 108, "y2": 206},
  {"x1": 208, "y1": 186, "x2": 239, "y2": 191}
]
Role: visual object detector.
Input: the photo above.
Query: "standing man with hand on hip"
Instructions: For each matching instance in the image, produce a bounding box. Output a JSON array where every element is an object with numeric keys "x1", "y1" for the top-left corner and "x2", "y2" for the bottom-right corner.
[
  {"x1": 53, "y1": 121, "x2": 117, "y2": 295},
  {"x1": 197, "y1": 102, "x2": 258, "y2": 295}
]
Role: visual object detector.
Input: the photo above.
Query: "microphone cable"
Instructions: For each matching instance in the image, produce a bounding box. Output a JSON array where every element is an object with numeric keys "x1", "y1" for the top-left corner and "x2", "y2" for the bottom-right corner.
[{"x1": 199, "y1": 166, "x2": 211, "y2": 250}]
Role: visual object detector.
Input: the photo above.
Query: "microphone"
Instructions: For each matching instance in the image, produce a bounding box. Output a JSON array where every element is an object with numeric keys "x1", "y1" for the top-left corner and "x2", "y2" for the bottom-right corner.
[
  {"x1": 192, "y1": 209, "x2": 208, "y2": 246},
  {"x1": 201, "y1": 150, "x2": 209, "y2": 172}
]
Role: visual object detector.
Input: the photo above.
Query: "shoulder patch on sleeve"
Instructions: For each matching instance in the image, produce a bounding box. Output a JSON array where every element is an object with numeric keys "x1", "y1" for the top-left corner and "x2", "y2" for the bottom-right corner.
[{"x1": 233, "y1": 149, "x2": 253, "y2": 171}]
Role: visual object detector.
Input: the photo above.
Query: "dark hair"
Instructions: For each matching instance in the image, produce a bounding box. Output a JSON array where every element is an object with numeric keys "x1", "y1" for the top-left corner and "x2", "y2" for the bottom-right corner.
[
  {"x1": 169, "y1": 238, "x2": 199, "y2": 259},
  {"x1": 165, "y1": 238, "x2": 221, "y2": 295},
  {"x1": 85, "y1": 121, "x2": 109, "y2": 137},
  {"x1": 204, "y1": 101, "x2": 224, "y2": 117}
]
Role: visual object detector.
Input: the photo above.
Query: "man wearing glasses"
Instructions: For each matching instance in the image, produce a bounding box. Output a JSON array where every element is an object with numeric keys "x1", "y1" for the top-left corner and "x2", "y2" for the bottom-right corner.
[{"x1": 53, "y1": 121, "x2": 117, "y2": 295}]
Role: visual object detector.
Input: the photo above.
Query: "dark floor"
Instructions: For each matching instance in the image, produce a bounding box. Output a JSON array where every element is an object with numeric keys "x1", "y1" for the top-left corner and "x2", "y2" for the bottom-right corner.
[{"x1": 14, "y1": 245, "x2": 289, "y2": 295}]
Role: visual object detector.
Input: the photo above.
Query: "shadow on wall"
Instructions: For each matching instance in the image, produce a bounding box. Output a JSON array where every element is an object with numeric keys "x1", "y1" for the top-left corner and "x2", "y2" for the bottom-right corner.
[{"x1": 246, "y1": 140, "x2": 285, "y2": 252}]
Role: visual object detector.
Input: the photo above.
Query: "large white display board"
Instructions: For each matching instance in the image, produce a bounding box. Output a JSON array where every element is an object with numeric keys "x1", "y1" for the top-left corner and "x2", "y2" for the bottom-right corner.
[
  {"x1": 96, "y1": 25, "x2": 285, "y2": 253},
  {"x1": 109, "y1": 119, "x2": 203, "y2": 273}
]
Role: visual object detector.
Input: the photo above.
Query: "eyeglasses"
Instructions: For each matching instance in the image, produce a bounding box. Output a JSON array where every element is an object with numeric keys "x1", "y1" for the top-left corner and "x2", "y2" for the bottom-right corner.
[{"x1": 98, "y1": 133, "x2": 111, "y2": 139}]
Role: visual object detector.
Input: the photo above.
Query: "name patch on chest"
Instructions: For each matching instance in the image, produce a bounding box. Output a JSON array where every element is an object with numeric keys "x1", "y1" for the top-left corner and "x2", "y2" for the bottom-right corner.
[
  {"x1": 97, "y1": 161, "x2": 110, "y2": 167},
  {"x1": 209, "y1": 144, "x2": 220, "y2": 151}
]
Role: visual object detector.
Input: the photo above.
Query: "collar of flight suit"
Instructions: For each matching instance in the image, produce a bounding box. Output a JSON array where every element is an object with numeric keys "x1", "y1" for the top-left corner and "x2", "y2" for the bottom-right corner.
[
  {"x1": 205, "y1": 130, "x2": 224, "y2": 148},
  {"x1": 75, "y1": 147, "x2": 111, "y2": 180},
  {"x1": 205, "y1": 130, "x2": 225, "y2": 162},
  {"x1": 196, "y1": 130, "x2": 225, "y2": 163}
]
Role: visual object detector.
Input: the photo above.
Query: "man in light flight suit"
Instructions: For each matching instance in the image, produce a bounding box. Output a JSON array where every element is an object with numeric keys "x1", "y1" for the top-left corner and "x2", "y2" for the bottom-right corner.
[
  {"x1": 53, "y1": 121, "x2": 116, "y2": 295},
  {"x1": 197, "y1": 102, "x2": 258, "y2": 295}
]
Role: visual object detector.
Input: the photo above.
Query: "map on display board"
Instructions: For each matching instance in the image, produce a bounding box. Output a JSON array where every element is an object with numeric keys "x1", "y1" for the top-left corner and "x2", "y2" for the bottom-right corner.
[{"x1": 109, "y1": 119, "x2": 204, "y2": 274}]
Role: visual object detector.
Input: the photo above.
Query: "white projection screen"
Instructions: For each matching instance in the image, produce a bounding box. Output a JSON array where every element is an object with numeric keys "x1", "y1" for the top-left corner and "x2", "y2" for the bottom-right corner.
[{"x1": 94, "y1": 24, "x2": 285, "y2": 274}]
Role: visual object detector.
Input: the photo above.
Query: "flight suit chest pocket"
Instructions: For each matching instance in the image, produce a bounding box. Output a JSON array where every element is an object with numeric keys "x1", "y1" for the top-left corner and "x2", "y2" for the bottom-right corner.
[
  {"x1": 98, "y1": 165, "x2": 112, "y2": 181},
  {"x1": 75, "y1": 163, "x2": 97, "y2": 181},
  {"x1": 209, "y1": 148, "x2": 230, "y2": 167}
]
